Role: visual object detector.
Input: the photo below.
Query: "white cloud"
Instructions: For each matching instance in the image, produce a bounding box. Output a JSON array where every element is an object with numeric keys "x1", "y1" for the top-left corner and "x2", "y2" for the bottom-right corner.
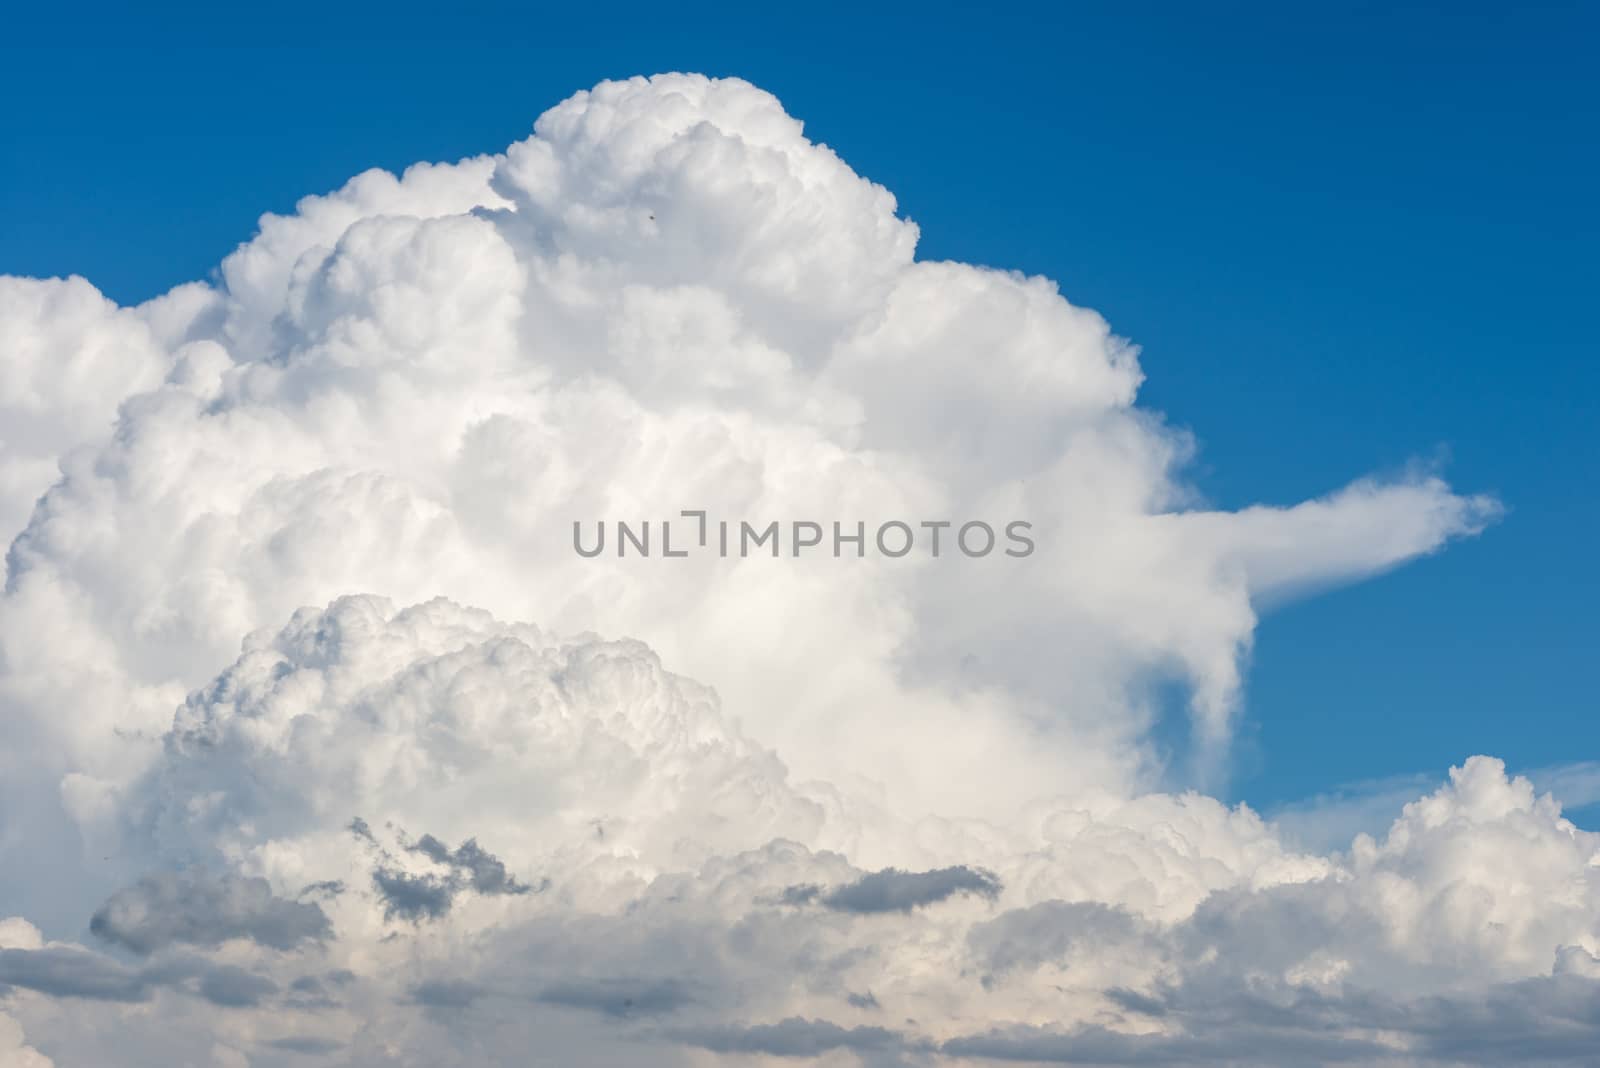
[
  {"x1": 0, "y1": 275, "x2": 177, "y2": 548},
  {"x1": 0, "y1": 73, "x2": 1576, "y2": 1065},
  {"x1": 0, "y1": 1008, "x2": 53, "y2": 1068}
]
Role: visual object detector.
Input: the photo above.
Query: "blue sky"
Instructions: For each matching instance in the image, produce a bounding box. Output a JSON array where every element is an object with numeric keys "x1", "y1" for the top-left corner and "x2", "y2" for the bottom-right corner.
[{"x1": 3, "y1": 1, "x2": 1594, "y2": 816}]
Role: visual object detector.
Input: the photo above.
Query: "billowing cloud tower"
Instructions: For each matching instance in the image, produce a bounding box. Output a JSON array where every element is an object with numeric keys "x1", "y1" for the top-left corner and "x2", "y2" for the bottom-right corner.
[{"x1": 1, "y1": 75, "x2": 1586, "y2": 1067}]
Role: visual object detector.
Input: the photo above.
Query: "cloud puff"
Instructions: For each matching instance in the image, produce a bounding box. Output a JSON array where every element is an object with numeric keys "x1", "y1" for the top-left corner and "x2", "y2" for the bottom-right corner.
[
  {"x1": 0, "y1": 275, "x2": 177, "y2": 547},
  {"x1": 121, "y1": 596, "x2": 829, "y2": 886},
  {"x1": 0, "y1": 72, "x2": 1564, "y2": 1066},
  {"x1": 0, "y1": 1008, "x2": 53, "y2": 1068}
]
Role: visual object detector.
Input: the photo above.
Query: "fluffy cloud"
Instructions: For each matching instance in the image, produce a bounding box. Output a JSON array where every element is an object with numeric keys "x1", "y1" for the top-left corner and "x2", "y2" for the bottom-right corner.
[
  {"x1": 0, "y1": 275, "x2": 177, "y2": 548},
  {"x1": 0, "y1": 1008, "x2": 53, "y2": 1068},
  {"x1": 7, "y1": 598, "x2": 1593, "y2": 1065},
  {"x1": 0, "y1": 73, "x2": 1575, "y2": 1066}
]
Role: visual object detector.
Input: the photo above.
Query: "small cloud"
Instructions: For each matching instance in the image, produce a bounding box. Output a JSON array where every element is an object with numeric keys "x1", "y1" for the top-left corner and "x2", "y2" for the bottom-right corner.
[
  {"x1": 198, "y1": 964, "x2": 277, "y2": 1008},
  {"x1": 374, "y1": 828, "x2": 541, "y2": 923},
  {"x1": 408, "y1": 834, "x2": 535, "y2": 896},
  {"x1": 372, "y1": 869, "x2": 455, "y2": 923}
]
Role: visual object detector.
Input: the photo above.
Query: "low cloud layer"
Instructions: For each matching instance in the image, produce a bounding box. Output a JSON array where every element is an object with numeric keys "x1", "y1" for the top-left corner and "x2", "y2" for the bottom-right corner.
[
  {"x1": 786, "y1": 866, "x2": 1003, "y2": 913},
  {"x1": 89, "y1": 872, "x2": 330, "y2": 954},
  {"x1": 0, "y1": 73, "x2": 1576, "y2": 1066}
]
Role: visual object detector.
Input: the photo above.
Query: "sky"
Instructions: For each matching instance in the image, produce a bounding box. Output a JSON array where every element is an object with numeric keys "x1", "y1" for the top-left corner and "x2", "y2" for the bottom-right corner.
[
  {"x1": 1, "y1": 5, "x2": 1598, "y2": 1065},
  {"x1": 5, "y1": 2, "x2": 1594, "y2": 813}
]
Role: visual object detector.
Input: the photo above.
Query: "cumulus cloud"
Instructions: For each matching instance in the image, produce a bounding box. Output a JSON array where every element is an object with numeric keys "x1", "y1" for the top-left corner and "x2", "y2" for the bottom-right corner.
[
  {"x1": 0, "y1": 275, "x2": 177, "y2": 547},
  {"x1": 0, "y1": 74, "x2": 1494, "y2": 827},
  {"x1": 0, "y1": 72, "x2": 1571, "y2": 1066}
]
